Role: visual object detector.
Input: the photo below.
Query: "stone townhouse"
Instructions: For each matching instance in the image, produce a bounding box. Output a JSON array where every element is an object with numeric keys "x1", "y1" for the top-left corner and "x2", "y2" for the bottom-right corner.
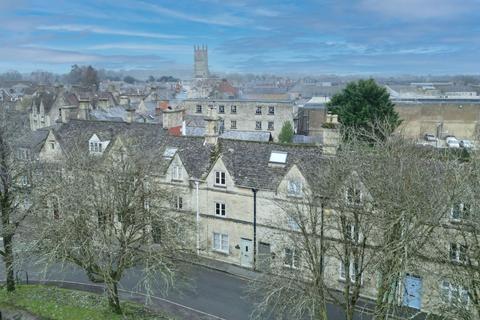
[
  {"x1": 17, "y1": 111, "x2": 476, "y2": 318},
  {"x1": 29, "y1": 89, "x2": 79, "y2": 131},
  {"x1": 181, "y1": 98, "x2": 295, "y2": 141}
]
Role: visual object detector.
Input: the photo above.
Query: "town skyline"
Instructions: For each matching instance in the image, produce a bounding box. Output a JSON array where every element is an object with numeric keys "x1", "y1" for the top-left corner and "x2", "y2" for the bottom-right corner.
[{"x1": 1, "y1": 0, "x2": 479, "y2": 75}]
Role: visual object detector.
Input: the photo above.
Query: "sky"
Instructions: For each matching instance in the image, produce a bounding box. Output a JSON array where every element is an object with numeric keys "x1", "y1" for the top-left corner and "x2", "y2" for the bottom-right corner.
[{"x1": 0, "y1": 0, "x2": 479, "y2": 76}]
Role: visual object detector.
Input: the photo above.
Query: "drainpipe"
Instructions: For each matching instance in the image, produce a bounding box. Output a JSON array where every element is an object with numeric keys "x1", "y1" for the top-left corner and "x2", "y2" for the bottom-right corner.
[
  {"x1": 195, "y1": 180, "x2": 200, "y2": 255},
  {"x1": 252, "y1": 188, "x2": 258, "y2": 270}
]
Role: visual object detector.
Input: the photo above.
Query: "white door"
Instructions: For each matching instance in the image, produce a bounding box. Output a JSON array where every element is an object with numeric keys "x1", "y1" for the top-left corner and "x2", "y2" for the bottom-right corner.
[{"x1": 240, "y1": 238, "x2": 253, "y2": 267}]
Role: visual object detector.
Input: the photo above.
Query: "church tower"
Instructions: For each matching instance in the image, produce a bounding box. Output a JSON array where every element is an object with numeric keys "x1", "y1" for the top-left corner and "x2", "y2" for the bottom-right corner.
[{"x1": 194, "y1": 45, "x2": 209, "y2": 79}]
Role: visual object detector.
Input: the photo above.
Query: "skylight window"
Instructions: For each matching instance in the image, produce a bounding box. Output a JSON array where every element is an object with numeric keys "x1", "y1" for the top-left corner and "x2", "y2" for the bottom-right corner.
[
  {"x1": 163, "y1": 147, "x2": 178, "y2": 159},
  {"x1": 269, "y1": 151, "x2": 287, "y2": 164}
]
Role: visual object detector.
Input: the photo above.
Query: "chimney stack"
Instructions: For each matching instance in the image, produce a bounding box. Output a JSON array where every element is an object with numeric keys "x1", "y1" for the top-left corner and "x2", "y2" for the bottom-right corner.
[
  {"x1": 204, "y1": 105, "x2": 219, "y2": 145},
  {"x1": 126, "y1": 107, "x2": 136, "y2": 123}
]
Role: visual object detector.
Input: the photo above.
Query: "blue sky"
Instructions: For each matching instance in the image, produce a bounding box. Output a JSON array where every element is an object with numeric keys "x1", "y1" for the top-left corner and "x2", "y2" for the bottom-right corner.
[{"x1": 0, "y1": 0, "x2": 478, "y2": 75}]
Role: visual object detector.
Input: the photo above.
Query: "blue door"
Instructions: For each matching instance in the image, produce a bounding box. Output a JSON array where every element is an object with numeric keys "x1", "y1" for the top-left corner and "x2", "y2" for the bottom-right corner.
[{"x1": 403, "y1": 275, "x2": 422, "y2": 309}]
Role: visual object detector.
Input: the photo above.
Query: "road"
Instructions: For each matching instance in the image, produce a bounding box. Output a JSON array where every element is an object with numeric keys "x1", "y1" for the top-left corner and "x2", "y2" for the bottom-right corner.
[{"x1": 8, "y1": 258, "x2": 372, "y2": 320}]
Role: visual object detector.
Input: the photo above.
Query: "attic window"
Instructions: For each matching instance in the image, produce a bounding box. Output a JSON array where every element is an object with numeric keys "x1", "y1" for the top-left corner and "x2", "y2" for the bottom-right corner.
[
  {"x1": 269, "y1": 151, "x2": 287, "y2": 164},
  {"x1": 163, "y1": 147, "x2": 178, "y2": 159},
  {"x1": 89, "y1": 142, "x2": 103, "y2": 153}
]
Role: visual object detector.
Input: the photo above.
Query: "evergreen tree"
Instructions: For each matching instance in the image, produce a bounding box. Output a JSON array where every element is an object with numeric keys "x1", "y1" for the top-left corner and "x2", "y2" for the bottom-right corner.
[
  {"x1": 327, "y1": 79, "x2": 401, "y2": 140},
  {"x1": 278, "y1": 121, "x2": 294, "y2": 143}
]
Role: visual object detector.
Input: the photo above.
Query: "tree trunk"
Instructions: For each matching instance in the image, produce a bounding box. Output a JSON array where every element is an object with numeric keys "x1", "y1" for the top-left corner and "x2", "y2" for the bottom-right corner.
[
  {"x1": 3, "y1": 234, "x2": 15, "y2": 292},
  {"x1": 106, "y1": 280, "x2": 121, "y2": 314},
  {"x1": 374, "y1": 273, "x2": 391, "y2": 320}
]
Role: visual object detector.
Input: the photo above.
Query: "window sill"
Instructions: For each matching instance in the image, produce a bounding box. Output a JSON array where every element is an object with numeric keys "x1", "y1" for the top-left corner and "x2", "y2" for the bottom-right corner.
[
  {"x1": 287, "y1": 194, "x2": 303, "y2": 198},
  {"x1": 214, "y1": 214, "x2": 227, "y2": 218},
  {"x1": 338, "y1": 278, "x2": 362, "y2": 285},
  {"x1": 212, "y1": 249, "x2": 229, "y2": 255},
  {"x1": 283, "y1": 265, "x2": 300, "y2": 270},
  {"x1": 213, "y1": 184, "x2": 227, "y2": 188}
]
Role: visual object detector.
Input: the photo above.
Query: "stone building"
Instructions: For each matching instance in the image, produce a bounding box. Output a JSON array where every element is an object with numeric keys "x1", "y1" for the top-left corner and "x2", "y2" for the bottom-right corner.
[
  {"x1": 181, "y1": 98, "x2": 295, "y2": 141},
  {"x1": 17, "y1": 110, "x2": 474, "y2": 318},
  {"x1": 194, "y1": 45, "x2": 209, "y2": 79}
]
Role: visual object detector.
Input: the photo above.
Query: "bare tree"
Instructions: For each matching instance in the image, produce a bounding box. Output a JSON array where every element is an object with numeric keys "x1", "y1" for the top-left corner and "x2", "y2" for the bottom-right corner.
[
  {"x1": 249, "y1": 137, "x2": 376, "y2": 320},
  {"x1": 428, "y1": 154, "x2": 480, "y2": 320},
  {"x1": 353, "y1": 129, "x2": 456, "y2": 319},
  {"x1": 249, "y1": 188, "x2": 330, "y2": 320},
  {"x1": 0, "y1": 113, "x2": 37, "y2": 292},
  {"x1": 249, "y1": 125, "x2": 457, "y2": 320},
  {"x1": 36, "y1": 141, "x2": 194, "y2": 313}
]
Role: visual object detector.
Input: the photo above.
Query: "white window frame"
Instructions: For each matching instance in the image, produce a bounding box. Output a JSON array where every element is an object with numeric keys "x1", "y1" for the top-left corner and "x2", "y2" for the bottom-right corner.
[
  {"x1": 218, "y1": 105, "x2": 225, "y2": 114},
  {"x1": 255, "y1": 121, "x2": 262, "y2": 130},
  {"x1": 174, "y1": 196, "x2": 183, "y2": 210},
  {"x1": 287, "y1": 216, "x2": 300, "y2": 231},
  {"x1": 213, "y1": 232, "x2": 229, "y2": 253},
  {"x1": 268, "y1": 106, "x2": 275, "y2": 115},
  {"x1": 339, "y1": 260, "x2": 363, "y2": 284},
  {"x1": 215, "y1": 171, "x2": 226, "y2": 186},
  {"x1": 196, "y1": 104, "x2": 202, "y2": 113},
  {"x1": 231, "y1": 105, "x2": 237, "y2": 114},
  {"x1": 230, "y1": 120, "x2": 237, "y2": 129},
  {"x1": 284, "y1": 247, "x2": 300, "y2": 269},
  {"x1": 450, "y1": 203, "x2": 470, "y2": 221},
  {"x1": 20, "y1": 175, "x2": 29, "y2": 186},
  {"x1": 287, "y1": 180, "x2": 302, "y2": 197},
  {"x1": 172, "y1": 165, "x2": 182, "y2": 180},
  {"x1": 215, "y1": 202, "x2": 226, "y2": 217},
  {"x1": 450, "y1": 243, "x2": 467, "y2": 263},
  {"x1": 345, "y1": 187, "x2": 362, "y2": 205},
  {"x1": 255, "y1": 106, "x2": 262, "y2": 115},
  {"x1": 143, "y1": 198, "x2": 150, "y2": 211},
  {"x1": 268, "y1": 121, "x2": 274, "y2": 131},
  {"x1": 441, "y1": 280, "x2": 470, "y2": 306}
]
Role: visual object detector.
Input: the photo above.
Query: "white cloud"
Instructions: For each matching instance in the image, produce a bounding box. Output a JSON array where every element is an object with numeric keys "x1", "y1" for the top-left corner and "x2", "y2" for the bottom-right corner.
[
  {"x1": 137, "y1": 1, "x2": 249, "y2": 26},
  {"x1": 0, "y1": 46, "x2": 172, "y2": 66},
  {"x1": 361, "y1": 0, "x2": 476, "y2": 20},
  {"x1": 37, "y1": 24, "x2": 184, "y2": 39},
  {"x1": 88, "y1": 43, "x2": 191, "y2": 53},
  {"x1": 253, "y1": 8, "x2": 280, "y2": 17}
]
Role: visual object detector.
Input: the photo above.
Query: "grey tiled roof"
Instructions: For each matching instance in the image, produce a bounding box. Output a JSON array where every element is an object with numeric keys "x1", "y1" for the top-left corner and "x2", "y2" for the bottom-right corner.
[
  {"x1": 42, "y1": 119, "x2": 325, "y2": 190},
  {"x1": 217, "y1": 139, "x2": 323, "y2": 190},
  {"x1": 51, "y1": 120, "x2": 212, "y2": 179},
  {"x1": 220, "y1": 130, "x2": 272, "y2": 142}
]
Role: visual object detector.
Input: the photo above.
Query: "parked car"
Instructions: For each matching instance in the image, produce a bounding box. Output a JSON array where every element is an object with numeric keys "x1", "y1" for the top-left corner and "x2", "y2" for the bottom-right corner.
[
  {"x1": 460, "y1": 140, "x2": 473, "y2": 149},
  {"x1": 446, "y1": 137, "x2": 460, "y2": 148},
  {"x1": 424, "y1": 133, "x2": 437, "y2": 142}
]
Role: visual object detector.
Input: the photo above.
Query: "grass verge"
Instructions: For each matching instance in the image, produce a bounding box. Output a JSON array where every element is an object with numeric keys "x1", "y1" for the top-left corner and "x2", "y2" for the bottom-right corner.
[{"x1": 0, "y1": 284, "x2": 175, "y2": 320}]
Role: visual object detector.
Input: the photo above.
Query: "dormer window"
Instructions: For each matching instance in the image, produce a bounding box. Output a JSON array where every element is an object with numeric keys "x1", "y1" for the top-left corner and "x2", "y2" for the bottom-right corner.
[
  {"x1": 215, "y1": 171, "x2": 226, "y2": 186},
  {"x1": 89, "y1": 142, "x2": 103, "y2": 153},
  {"x1": 172, "y1": 165, "x2": 182, "y2": 180},
  {"x1": 346, "y1": 187, "x2": 362, "y2": 205},
  {"x1": 88, "y1": 134, "x2": 109, "y2": 155},
  {"x1": 287, "y1": 180, "x2": 302, "y2": 197}
]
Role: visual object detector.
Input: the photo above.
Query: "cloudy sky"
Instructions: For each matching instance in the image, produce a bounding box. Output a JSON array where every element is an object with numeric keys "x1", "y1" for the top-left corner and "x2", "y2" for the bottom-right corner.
[{"x1": 0, "y1": 0, "x2": 478, "y2": 75}]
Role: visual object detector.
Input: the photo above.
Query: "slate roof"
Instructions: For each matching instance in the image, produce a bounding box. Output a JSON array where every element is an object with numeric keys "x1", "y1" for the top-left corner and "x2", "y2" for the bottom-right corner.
[
  {"x1": 217, "y1": 139, "x2": 323, "y2": 190},
  {"x1": 220, "y1": 130, "x2": 272, "y2": 142},
  {"x1": 50, "y1": 120, "x2": 212, "y2": 179},
  {"x1": 39, "y1": 119, "x2": 326, "y2": 190}
]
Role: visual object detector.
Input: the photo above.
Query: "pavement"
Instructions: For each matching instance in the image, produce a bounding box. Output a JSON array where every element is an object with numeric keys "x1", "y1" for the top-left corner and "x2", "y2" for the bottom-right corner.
[{"x1": 3, "y1": 254, "x2": 389, "y2": 320}]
